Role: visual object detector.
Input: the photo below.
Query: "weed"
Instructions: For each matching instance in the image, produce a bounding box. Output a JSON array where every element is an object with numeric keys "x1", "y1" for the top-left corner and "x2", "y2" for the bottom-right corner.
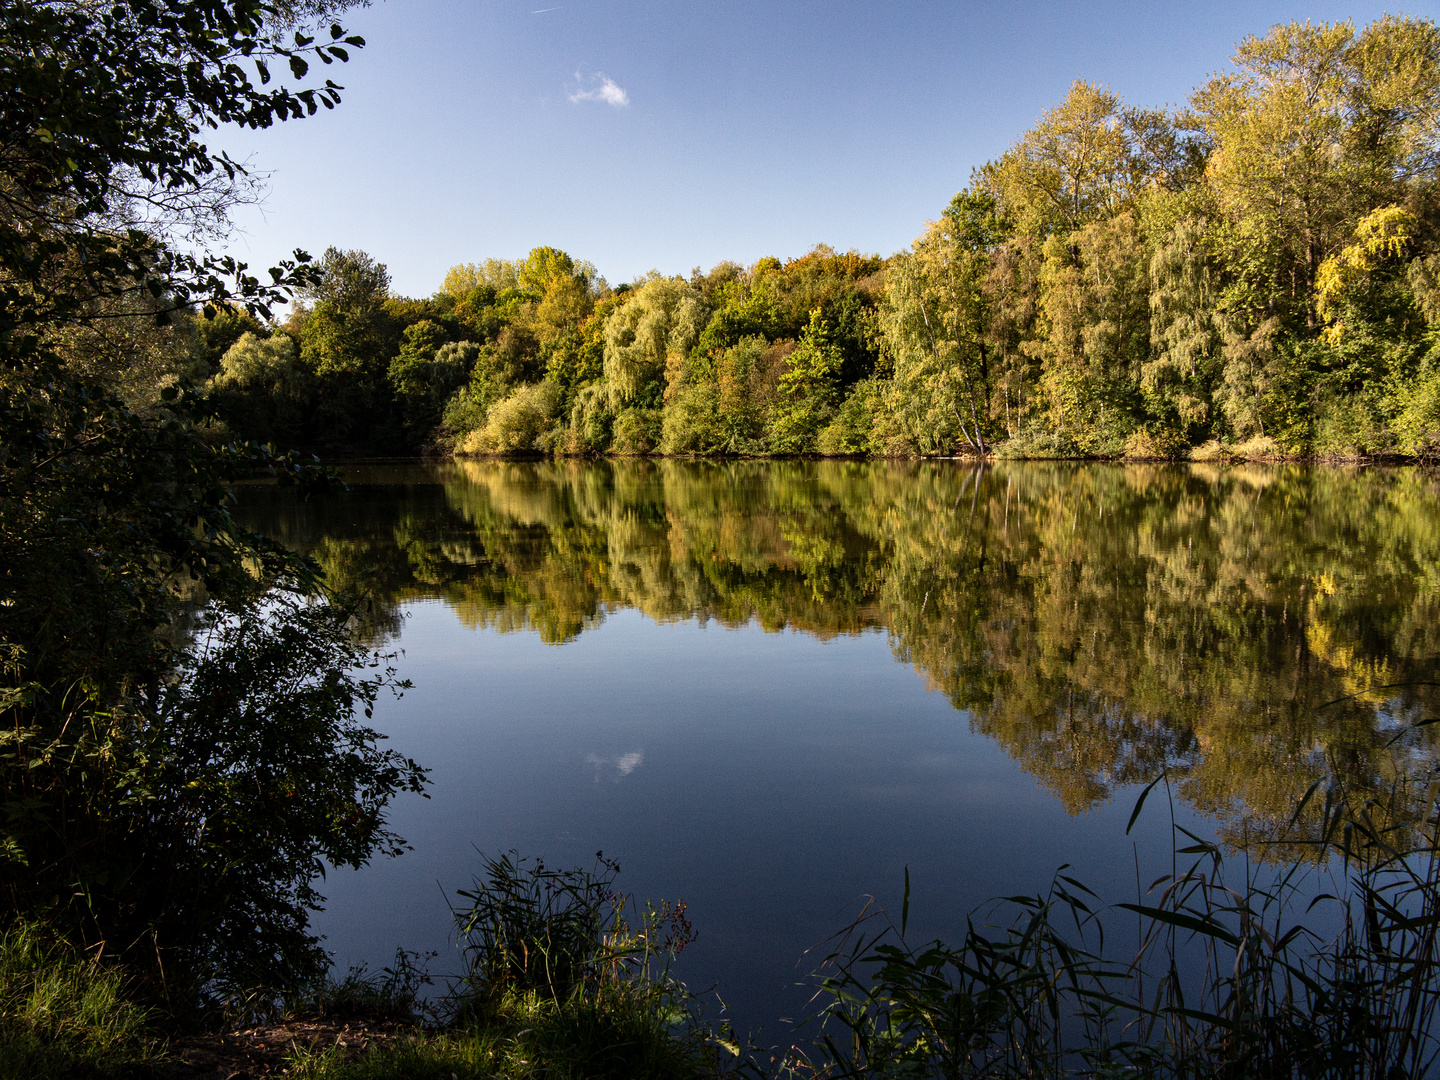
[
  {"x1": 790, "y1": 769, "x2": 1440, "y2": 1078},
  {"x1": 313, "y1": 948, "x2": 437, "y2": 1024},
  {"x1": 0, "y1": 921, "x2": 158, "y2": 1077}
]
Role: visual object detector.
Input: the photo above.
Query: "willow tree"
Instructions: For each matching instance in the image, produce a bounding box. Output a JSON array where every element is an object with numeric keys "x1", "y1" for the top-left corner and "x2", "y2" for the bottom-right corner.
[
  {"x1": 1145, "y1": 217, "x2": 1222, "y2": 442},
  {"x1": 602, "y1": 276, "x2": 708, "y2": 407}
]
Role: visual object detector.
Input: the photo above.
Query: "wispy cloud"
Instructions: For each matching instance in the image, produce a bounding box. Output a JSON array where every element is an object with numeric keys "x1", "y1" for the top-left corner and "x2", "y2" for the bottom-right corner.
[{"x1": 569, "y1": 73, "x2": 629, "y2": 108}]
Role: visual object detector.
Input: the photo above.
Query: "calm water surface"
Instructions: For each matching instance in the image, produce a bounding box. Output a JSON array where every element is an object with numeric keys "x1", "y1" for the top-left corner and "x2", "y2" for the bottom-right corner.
[{"x1": 235, "y1": 460, "x2": 1440, "y2": 1035}]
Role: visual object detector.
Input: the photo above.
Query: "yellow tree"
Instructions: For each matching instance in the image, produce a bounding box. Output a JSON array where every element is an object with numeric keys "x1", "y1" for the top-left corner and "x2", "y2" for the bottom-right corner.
[
  {"x1": 978, "y1": 80, "x2": 1182, "y2": 236},
  {"x1": 1193, "y1": 17, "x2": 1440, "y2": 329}
]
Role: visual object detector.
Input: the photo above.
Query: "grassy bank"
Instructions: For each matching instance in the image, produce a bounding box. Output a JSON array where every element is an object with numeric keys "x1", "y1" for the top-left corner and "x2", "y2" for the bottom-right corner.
[{"x1": 7, "y1": 778, "x2": 1440, "y2": 1079}]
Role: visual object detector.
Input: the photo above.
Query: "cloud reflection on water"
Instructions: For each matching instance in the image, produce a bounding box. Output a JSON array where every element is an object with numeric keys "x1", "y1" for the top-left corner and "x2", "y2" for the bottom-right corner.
[{"x1": 587, "y1": 749, "x2": 644, "y2": 782}]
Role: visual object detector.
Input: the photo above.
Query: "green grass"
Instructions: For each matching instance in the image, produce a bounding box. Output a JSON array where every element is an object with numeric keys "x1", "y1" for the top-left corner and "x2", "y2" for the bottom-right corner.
[
  {"x1": 0, "y1": 921, "x2": 158, "y2": 1079},
  {"x1": 285, "y1": 985, "x2": 713, "y2": 1079}
]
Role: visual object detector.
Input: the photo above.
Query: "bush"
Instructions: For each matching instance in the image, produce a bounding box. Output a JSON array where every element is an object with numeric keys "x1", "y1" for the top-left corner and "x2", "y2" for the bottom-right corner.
[
  {"x1": 460, "y1": 383, "x2": 559, "y2": 455},
  {"x1": 1, "y1": 592, "x2": 428, "y2": 1012},
  {"x1": 1311, "y1": 391, "x2": 1391, "y2": 459},
  {"x1": 1389, "y1": 346, "x2": 1440, "y2": 458},
  {"x1": 1123, "y1": 425, "x2": 1189, "y2": 460},
  {"x1": 612, "y1": 407, "x2": 662, "y2": 455},
  {"x1": 441, "y1": 384, "x2": 491, "y2": 445},
  {"x1": 1230, "y1": 433, "x2": 1281, "y2": 459},
  {"x1": 1188, "y1": 438, "x2": 1233, "y2": 462},
  {"x1": 992, "y1": 426, "x2": 1074, "y2": 459},
  {"x1": 311, "y1": 949, "x2": 434, "y2": 1025}
]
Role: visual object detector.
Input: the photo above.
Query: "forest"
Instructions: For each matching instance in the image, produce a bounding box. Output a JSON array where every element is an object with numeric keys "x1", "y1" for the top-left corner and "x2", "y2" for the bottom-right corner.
[{"x1": 173, "y1": 14, "x2": 1440, "y2": 462}]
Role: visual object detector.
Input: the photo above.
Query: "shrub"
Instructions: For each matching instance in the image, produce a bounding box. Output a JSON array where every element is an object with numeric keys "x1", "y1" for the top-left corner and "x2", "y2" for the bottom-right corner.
[
  {"x1": 1, "y1": 592, "x2": 428, "y2": 1011},
  {"x1": 461, "y1": 383, "x2": 559, "y2": 455},
  {"x1": 285, "y1": 852, "x2": 711, "y2": 1080},
  {"x1": 1230, "y1": 434, "x2": 1281, "y2": 459},
  {"x1": 1311, "y1": 392, "x2": 1391, "y2": 459},
  {"x1": 1123, "y1": 425, "x2": 1189, "y2": 460},
  {"x1": 1389, "y1": 347, "x2": 1440, "y2": 458},
  {"x1": 612, "y1": 408, "x2": 662, "y2": 455},
  {"x1": 991, "y1": 426, "x2": 1074, "y2": 459},
  {"x1": 1188, "y1": 438, "x2": 1233, "y2": 462},
  {"x1": 441, "y1": 385, "x2": 491, "y2": 445}
]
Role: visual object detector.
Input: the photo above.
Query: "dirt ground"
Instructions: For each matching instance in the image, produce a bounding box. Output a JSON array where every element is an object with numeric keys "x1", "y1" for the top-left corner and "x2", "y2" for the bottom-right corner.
[{"x1": 157, "y1": 1017, "x2": 419, "y2": 1078}]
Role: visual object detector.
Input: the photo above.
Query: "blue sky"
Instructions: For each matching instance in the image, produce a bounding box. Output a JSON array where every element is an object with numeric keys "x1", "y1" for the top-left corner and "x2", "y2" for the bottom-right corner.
[{"x1": 218, "y1": 0, "x2": 1438, "y2": 298}]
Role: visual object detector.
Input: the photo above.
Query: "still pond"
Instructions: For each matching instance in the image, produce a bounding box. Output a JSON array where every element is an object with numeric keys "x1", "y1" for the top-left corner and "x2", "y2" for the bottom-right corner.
[{"x1": 235, "y1": 460, "x2": 1440, "y2": 1035}]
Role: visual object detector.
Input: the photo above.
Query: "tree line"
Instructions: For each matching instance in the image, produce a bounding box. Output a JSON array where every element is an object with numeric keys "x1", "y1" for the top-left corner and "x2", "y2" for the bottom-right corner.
[{"x1": 185, "y1": 15, "x2": 1440, "y2": 461}]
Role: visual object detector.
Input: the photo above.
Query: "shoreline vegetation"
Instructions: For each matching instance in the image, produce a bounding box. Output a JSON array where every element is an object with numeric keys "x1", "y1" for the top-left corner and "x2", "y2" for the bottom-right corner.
[
  {"x1": 9, "y1": 776, "x2": 1440, "y2": 1079},
  {"x1": 5, "y1": 0, "x2": 1440, "y2": 1076}
]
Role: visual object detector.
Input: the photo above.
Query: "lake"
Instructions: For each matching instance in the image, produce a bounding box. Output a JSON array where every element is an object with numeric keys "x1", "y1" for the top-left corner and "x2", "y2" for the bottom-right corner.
[{"x1": 234, "y1": 459, "x2": 1440, "y2": 1037}]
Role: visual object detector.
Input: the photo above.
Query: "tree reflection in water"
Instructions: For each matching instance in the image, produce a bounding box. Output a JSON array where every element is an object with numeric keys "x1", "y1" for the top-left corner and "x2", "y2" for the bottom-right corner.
[{"x1": 237, "y1": 460, "x2": 1440, "y2": 858}]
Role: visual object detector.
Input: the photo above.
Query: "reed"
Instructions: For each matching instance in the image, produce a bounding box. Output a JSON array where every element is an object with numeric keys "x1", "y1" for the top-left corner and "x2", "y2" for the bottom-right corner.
[
  {"x1": 287, "y1": 850, "x2": 717, "y2": 1080},
  {"x1": 788, "y1": 772, "x2": 1440, "y2": 1078}
]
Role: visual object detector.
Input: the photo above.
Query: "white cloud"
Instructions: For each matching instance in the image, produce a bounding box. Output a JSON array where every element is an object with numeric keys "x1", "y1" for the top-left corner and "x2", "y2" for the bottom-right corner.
[{"x1": 569, "y1": 73, "x2": 629, "y2": 108}]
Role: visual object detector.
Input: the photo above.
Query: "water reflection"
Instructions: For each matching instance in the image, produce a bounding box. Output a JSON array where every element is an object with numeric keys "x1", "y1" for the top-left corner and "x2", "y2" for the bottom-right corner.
[{"x1": 238, "y1": 460, "x2": 1440, "y2": 857}]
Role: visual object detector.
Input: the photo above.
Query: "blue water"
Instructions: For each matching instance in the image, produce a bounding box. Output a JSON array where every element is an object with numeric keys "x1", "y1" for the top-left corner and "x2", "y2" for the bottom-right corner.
[
  {"x1": 228, "y1": 459, "x2": 1436, "y2": 1038},
  {"x1": 313, "y1": 602, "x2": 1194, "y2": 1036}
]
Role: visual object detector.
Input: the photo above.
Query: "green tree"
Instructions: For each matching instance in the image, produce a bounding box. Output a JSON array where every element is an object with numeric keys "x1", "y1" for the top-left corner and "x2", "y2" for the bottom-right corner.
[
  {"x1": 389, "y1": 321, "x2": 471, "y2": 441},
  {"x1": 1028, "y1": 214, "x2": 1150, "y2": 453},
  {"x1": 767, "y1": 309, "x2": 842, "y2": 453},
  {"x1": 879, "y1": 192, "x2": 1004, "y2": 453},
  {"x1": 211, "y1": 330, "x2": 312, "y2": 442},
  {"x1": 298, "y1": 247, "x2": 398, "y2": 447},
  {"x1": 0, "y1": 0, "x2": 428, "y2": 1007},
  {"x1": 603, "y1": 277, "x2": 707, "y2": 408}
]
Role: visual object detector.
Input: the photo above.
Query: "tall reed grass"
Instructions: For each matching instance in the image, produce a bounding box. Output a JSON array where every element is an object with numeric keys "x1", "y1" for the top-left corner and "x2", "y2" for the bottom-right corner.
[
  {"x1": 787, "y1": 772, "x2": 1440, "y2": 1078},
  {"x1": 287, "y1": 850, "x2": 718, "y2": 1080}
]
